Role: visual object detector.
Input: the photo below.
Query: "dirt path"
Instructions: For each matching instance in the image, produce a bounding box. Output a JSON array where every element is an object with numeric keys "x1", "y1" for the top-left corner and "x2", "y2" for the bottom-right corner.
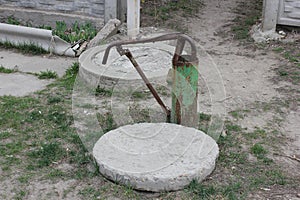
[{"x1": 186, "y1": 0, "x2": 299, "y2": 198}]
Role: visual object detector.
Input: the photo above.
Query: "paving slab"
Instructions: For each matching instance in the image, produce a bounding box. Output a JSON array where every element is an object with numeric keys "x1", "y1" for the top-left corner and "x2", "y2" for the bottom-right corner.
[
  {"x1": 0, "y1": 49, "x2": 76, "y2": 77},
  {"x1": 0, "y1": 73, "x2": 51, "y2": 96},
  {"x1": 93, "y1": 123, "x2": 219, "y2": 192}
]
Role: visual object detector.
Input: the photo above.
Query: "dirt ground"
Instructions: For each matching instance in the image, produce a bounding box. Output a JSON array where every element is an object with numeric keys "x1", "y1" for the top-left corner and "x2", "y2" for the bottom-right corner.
[
  {"x1": 141, "y1": 0, "x2": 299, "y2": 199},
  {"x1": 183, "y1": 0, "x2": 300, "y2": 199}
]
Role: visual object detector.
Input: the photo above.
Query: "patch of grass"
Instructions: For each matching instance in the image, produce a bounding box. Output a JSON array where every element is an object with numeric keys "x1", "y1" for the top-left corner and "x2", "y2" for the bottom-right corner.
[
  {"x1": 250, "y1": 143, "x2": 267, "y2": 157},
  {"x1": 97, "y1": 112, "x2": 117, "y2": 133},
  {"x1": 231, "y1": 0, "x2": 263, "y2": 40},
  {"x1": 53, "y1": 21, "x2": 97, "y2": 43},
  {"x1": 0, "y1": 41, "x2": 48, "y2": 55},
  {"x1": 13, "y1": 190, "x2": 26, "y2": 200},
  {"x1": 246, "y1": 128, "x2": 267, "y2": 140},
  {"x1": 65, "y1": 62, "x2": 79, "y2": 77},
  {"x1": 198, "y1": 112, "x2": 211, "y2": 132},
  {"x1": 129, "y1": 106, "x2": 151, "y2": 123},
  {"x1": 141, "y1": 0, "x2": 204, "y2": 31},
  {"x1": 47, "y1": 96, "x2": 63, "y2": 104},
  {"x1": 273, "y1": 47, "x2": 284, "y2": 53},
  {"x1": 7, "y1": 16, "x2": 20, "y2": 25},
  {"x1": 131, "y1": 91, "x2": 150, "y2": 99},
  {"x1": 186, "y1": 180, "x2": 243, "y2": 200},
  {"x1": 0, "y1": 66, "x2": 16, "y2": 73},
  {"x1": 47, "y1": 169, "x2": 66, "y2": 179},
  {"x1": 17, "y1": 174, "x2": 32, "y2": 184},
  {"x1": 37, "y1": 70, "x2": 58, "y2": 79},
  {"x1": 283, "y1": 52, "x2": 299, "y2": 63},
  {"x1": 27, "y1": 142, "x2": 66, "y2": 168},
  {"x1": 95, "y1": 86, "x2": 113, "y2": 97},
  {"x1": 271, "y1": 42, "x2": 300, "y2": 86}
]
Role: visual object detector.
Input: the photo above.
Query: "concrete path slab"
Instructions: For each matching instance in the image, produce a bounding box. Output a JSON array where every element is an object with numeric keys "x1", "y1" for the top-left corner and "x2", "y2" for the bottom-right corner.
[
  {"x1": 0, "y1": 73, "x2": 51, "y2": 96},
  {"x1": 93, "y1": 123, "x2": 219, "y2": 192},
  {"x1": 0, "y1": 49, "x2": 76, "y2": 77}
]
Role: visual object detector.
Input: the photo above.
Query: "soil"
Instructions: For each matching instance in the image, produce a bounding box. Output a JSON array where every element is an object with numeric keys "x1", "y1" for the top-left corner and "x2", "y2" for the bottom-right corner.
[
  {"x1": 143, "y1": 0, "x2": 299, "y2": 198},
  {"x1": 178, "y1": 0, "x2": 300, "y2": 199}
]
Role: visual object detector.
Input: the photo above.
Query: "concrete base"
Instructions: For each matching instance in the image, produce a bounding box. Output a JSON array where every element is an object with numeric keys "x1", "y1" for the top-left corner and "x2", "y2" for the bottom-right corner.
[{"x1": 93, "y1": 123, "x2": 219, "y2": 192}]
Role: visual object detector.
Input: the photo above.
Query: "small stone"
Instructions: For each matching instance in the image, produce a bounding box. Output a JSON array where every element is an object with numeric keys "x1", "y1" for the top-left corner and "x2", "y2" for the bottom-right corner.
[{"x1": 221, "y1": 130, "x2": 227, "y2": 137}]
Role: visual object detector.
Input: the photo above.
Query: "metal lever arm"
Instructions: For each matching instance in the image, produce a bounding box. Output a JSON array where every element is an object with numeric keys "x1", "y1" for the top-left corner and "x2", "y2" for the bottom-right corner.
[
  {"x1": 102, "y1": 33, "x2": 197, "y2": 64},
  {"x1": 121, "y1": 48, "x2": 171, "y2": 121}
]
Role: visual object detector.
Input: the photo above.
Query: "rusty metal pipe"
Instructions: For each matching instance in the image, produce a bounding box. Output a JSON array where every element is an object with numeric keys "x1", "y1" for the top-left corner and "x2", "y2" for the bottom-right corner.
[{"x1": 123, "y1": 49, "x2": 171, "y2": 121}]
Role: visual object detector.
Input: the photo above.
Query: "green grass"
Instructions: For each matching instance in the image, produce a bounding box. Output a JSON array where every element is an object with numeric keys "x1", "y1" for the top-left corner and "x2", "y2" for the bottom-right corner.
[
  {"x1": 272, "y1": 43, "x2": 300, "y2": 85},
  {"x1": 131, "y1": 91, "x2": 150, "y2": 99},
  {"x1": 37, "y1": 70, "x2": 58, "y2": 79},
  {"x1": 7, "y1": 16, "x2": 20, "y2": 25},
  {"x1": 141, "y1": 0, "x2": 204, "y2": 32},
  {"x1": 0, "y1": 66, "x2": 16, "y2": 73},
  {"x1": 0, "y1": 41, "x2": 48, "y2": 55},
  {"x1": 53, "y1": 21, "x2": 97, "y2": 43},
  {"x1": 95, "y1": 86, "x2": 113, "y2": 97},
  {"x1": 231, "y1": 0, "x2": 263, "y2": 40}
]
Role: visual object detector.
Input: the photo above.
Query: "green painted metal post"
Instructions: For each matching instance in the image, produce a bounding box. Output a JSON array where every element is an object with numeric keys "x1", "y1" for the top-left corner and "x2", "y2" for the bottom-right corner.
[{"x1": 171, "y1": 55, "x2": 198, "y2": 128}]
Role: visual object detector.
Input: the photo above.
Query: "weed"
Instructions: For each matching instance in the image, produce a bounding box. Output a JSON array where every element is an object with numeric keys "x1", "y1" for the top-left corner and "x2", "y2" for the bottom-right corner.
[
  {"x1": 198, "y1": 113, "x2": 211, "y2": 132},
  {"x1": 141, "y1": 0, "x2": 204, "y2": 31},
  {"x1": 65, "y1": 62, "x2": 79, "y2": 77},
  {"x1": 18, "y1": 174, "x2": 32, "y2": 184},
  {"x1": 37, "y1": 70, "x2": 58, "y2": 79},
  {"x1": 284, "y1": 52, "x2": 299, "y2": 63},
  {"x1": 95, "y1": 86, "x2": 113, "y2": 97},
  {"x1": 13, "y1": 190, "x2": 26, "y2": 200},
  {"x1": 27, "y1": 142, "x2": 66, "y2": 168},
  {"x1": 229, "y1": 109, "x2": 247, "y2": 119},
  {"x1": 129, "y1": 106, "x2": 151, "y2": 123},
  {"x1": 53, "y1": 21, "x2": 97, "y2": 43},
  {"x1": 278, "y1": 70, "x2": 288, "y2": 76},
  {"x1": 97, "y1": 112, "x2": 117, "y2": 133},
  {"x1": 231, "y1": 0, "x2": 263, "y2": 40},
  {"x1": 131, "y1": 91, "x2": 150, "y2": 99},
  {"x1": 7, "y1": 16, "x2": 20, "y2": 25},
  {"x1": 47, "y1": 169, "x2": 66, "y2": 179},
  {"x1": 47, "y1": 96, "x2": 63, "y2": 104},
  {"x1": 225, "y1": 122, "x2": 243, "y2": 133},
  {"x1": 273, "y1": 47, "x2": 284, "y2": 53},
  {"x1": 0, "y1": 66, "x2": 16, "y2": 73},
  {"x1": 246, "y1": 128, "x2": 266, "y2": 139},
  {"x1": 250, "y1": 143, "x2": 267, "y2": 157}
]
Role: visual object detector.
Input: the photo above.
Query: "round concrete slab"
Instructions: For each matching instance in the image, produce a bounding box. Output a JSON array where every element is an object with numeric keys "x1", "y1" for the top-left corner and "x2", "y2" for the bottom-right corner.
[
  {"x1": 93, "y1": 123, "x2": 219, "y2": 192},
  {"x1": 79, "y1": 43, "x2": 176, "y2": 89}
]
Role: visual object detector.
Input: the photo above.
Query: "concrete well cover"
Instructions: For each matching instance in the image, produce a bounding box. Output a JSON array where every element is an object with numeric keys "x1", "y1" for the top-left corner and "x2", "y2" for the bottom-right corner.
[
  {"x1": 93, "y1": 123, "x2": 219, "y2": 192},
  {"x1": 79, "y1": 43, "x2": 176, "y2": 89}
]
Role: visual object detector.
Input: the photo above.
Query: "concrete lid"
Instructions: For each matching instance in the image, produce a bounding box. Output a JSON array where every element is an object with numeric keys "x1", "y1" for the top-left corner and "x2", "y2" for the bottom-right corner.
[
  {"x1": 93, "y1": 123, "x2": 219, "y2": 192},
  {"x1": 79, "y1": 43, "x2": 176, "y2": 89}
]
